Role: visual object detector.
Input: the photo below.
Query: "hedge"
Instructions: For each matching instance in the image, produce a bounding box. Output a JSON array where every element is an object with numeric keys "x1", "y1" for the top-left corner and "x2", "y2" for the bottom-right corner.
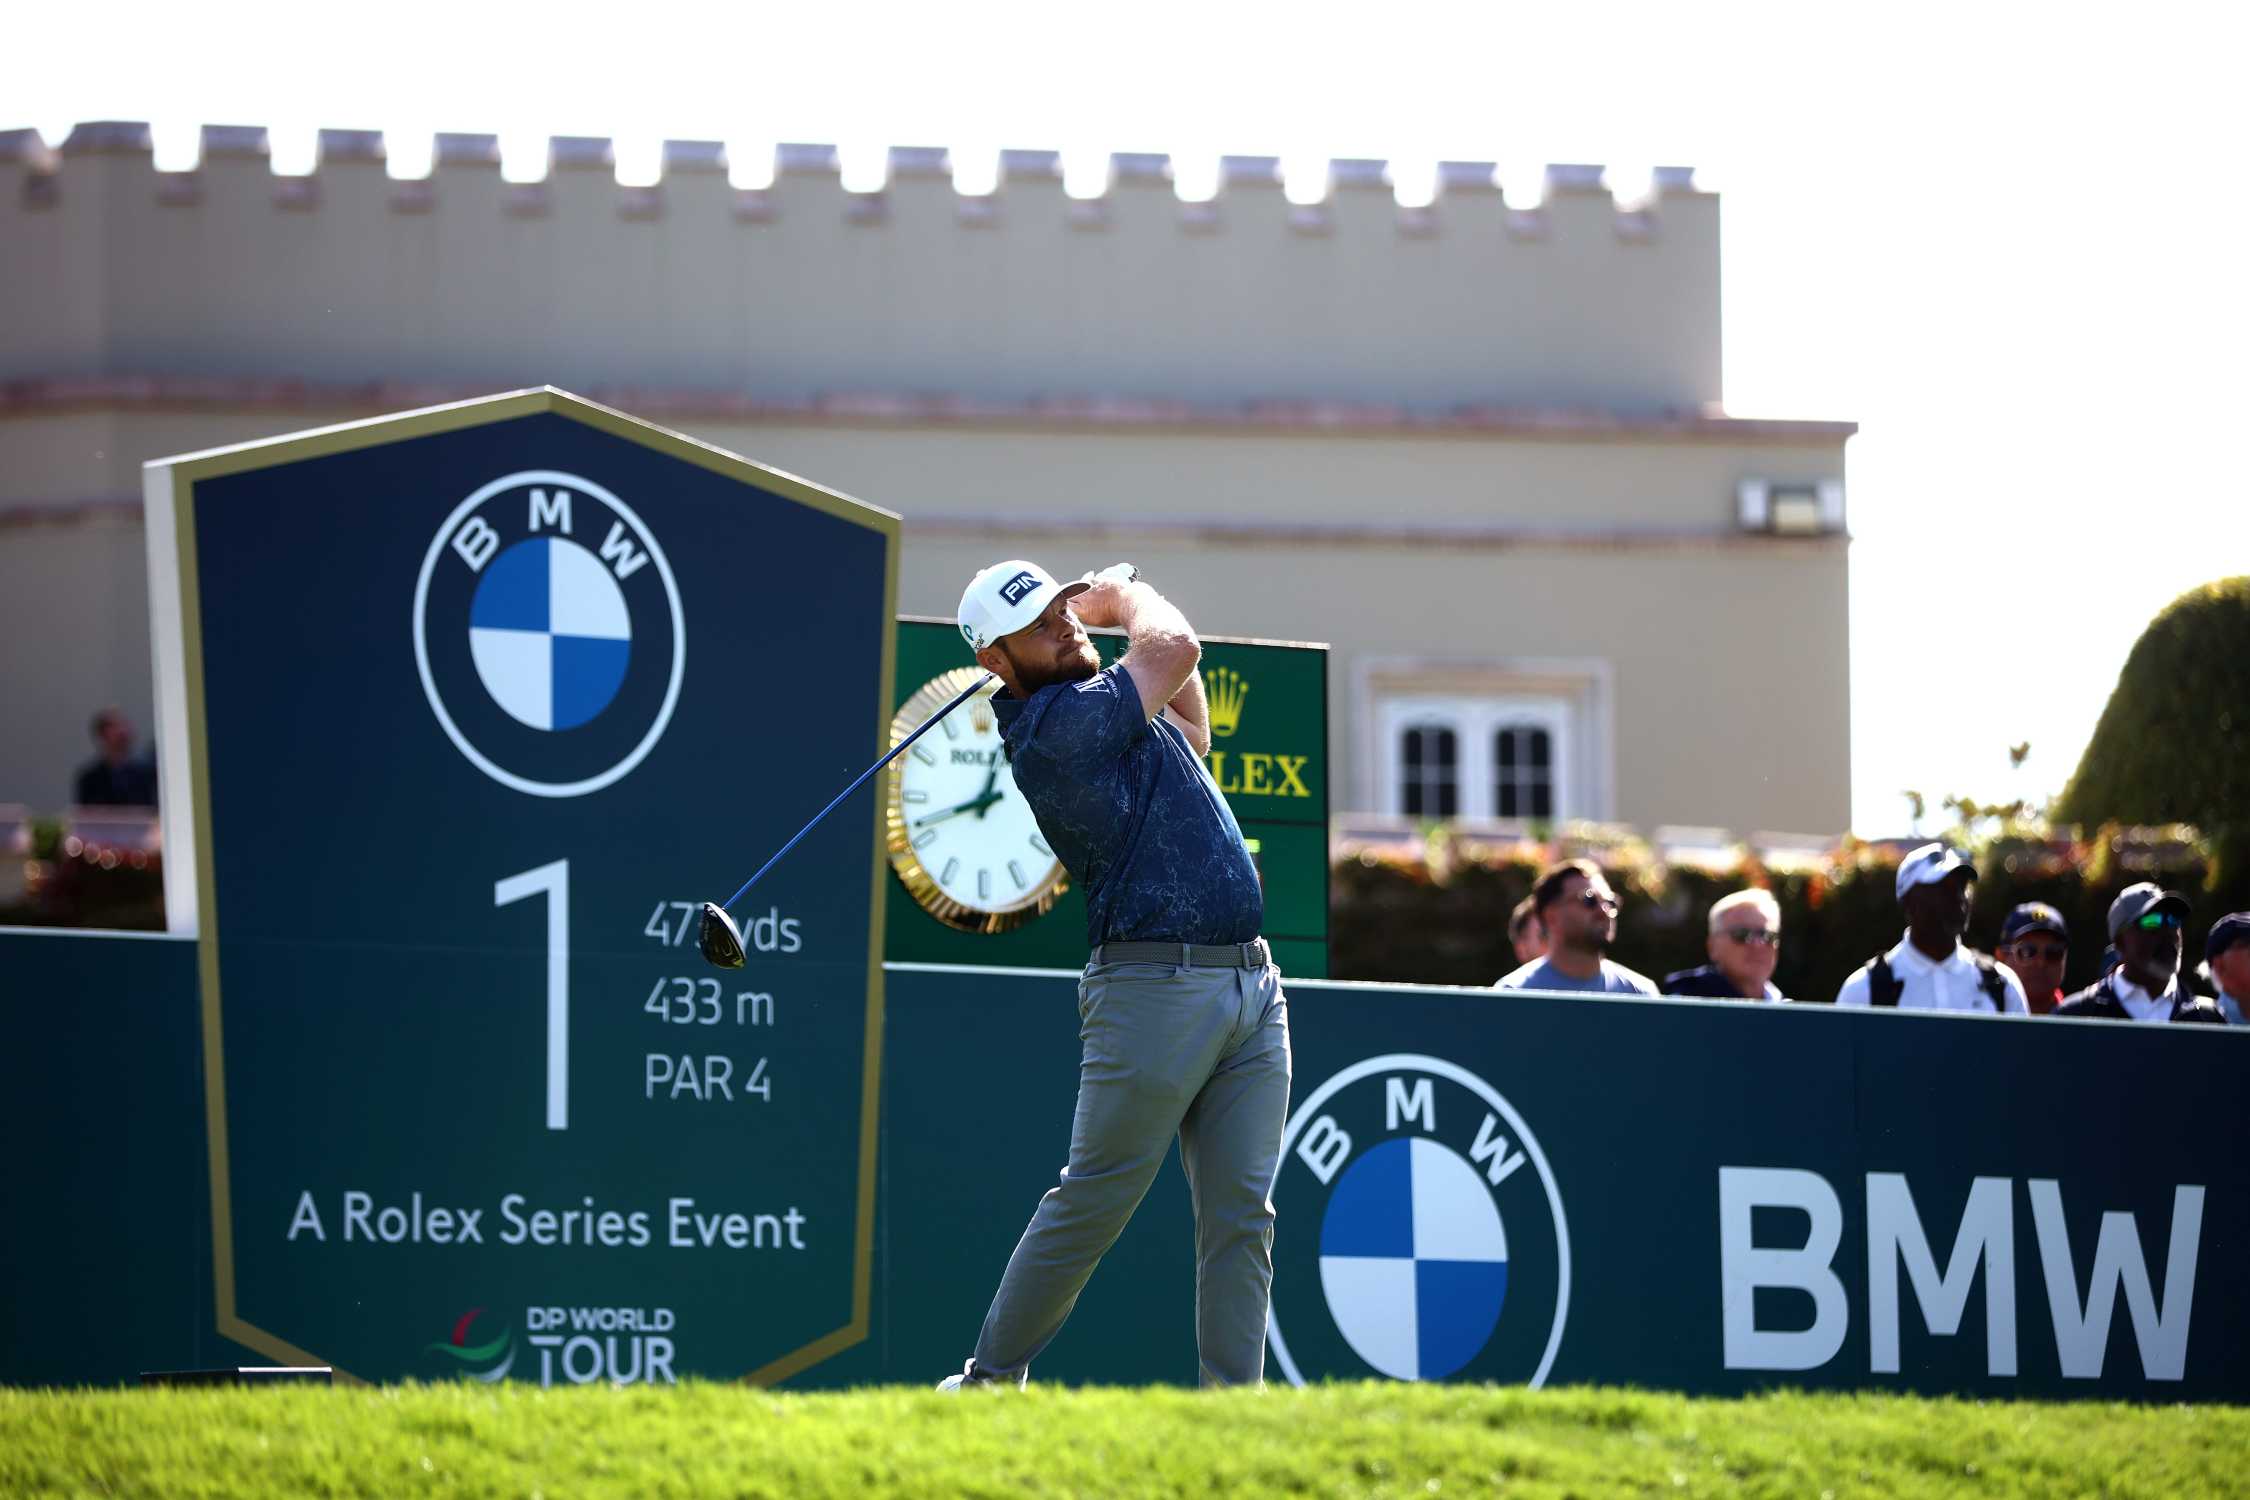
[{"x1": 1330, "y1": 824, "x2": 2246, "y2": 1003}]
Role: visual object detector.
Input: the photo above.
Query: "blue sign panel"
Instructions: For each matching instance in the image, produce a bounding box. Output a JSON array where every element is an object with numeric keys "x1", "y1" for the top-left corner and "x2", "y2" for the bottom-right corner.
[{"x1": 144, "y1": 390, "x2": 896, "y2": 1385}]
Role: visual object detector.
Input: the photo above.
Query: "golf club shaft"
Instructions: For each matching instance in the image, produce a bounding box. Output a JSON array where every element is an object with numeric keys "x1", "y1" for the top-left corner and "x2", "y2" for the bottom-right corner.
[{"x1": 719, "y1": 673, "x2": 995, "y2": 912}]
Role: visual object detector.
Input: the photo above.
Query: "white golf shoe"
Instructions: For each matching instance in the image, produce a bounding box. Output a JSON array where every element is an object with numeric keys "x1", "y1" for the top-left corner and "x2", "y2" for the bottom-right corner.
[{"x1": 936, "y1": 1359, "x2": 1021, "y2": 1391}]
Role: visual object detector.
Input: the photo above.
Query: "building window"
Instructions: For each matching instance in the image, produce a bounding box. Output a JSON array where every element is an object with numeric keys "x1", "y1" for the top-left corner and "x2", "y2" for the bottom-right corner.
[
  {"x1": 1374, "y1": 691, "x2": 1584, "y2": 822},
  {"x1": 1494, "y1": 724, "x2": 1553, "y2": 819},
  {"x1": 1400, "y1": 725, "x2": 1458, "y2": 817}
]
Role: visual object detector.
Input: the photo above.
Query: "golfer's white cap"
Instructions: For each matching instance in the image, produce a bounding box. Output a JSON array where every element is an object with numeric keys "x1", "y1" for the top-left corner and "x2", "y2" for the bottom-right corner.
[
  {"x1": 1894, "y1": 842, "x2": 1975, "y2": 900},
  {"x1": 957, "y1": 559, "x2": 1089, "y2": 651}
]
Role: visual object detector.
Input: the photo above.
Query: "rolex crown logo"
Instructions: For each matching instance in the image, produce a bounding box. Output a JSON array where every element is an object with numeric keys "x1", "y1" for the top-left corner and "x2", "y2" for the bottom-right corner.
[
  {"x1": 970, "y1": 705, "x2": 995, "y2": 736},
  {"x1": 1205, "y1": 666, "x2": 1250, "y2": 739}
]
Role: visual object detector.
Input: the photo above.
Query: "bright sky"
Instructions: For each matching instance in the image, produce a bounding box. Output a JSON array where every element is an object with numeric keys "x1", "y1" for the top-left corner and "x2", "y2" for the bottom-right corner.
[{"x1": 15, "y1": 0, "x2": 2247, "y2": 835}]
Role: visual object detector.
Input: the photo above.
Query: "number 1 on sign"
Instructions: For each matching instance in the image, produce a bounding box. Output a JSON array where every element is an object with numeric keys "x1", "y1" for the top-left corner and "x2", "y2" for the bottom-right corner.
[{"x1": 495, "y1": 859, "x2": 569, "y2": 1131}]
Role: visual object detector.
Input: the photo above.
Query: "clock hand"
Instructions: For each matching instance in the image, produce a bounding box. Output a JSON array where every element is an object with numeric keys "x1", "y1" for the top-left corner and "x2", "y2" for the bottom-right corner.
[
  {"x1": 970, "y1": 766, "x2": 1000, "y2": 819},
  {"x1": 914, "y1": 788, "x2": 1009, "y2": 830}
]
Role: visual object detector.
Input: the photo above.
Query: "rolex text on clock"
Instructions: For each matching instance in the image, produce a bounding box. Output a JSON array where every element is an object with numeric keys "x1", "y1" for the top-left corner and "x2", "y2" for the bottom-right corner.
[{"x1": 885, "y1": 667, "x2": 1069, "y2": 932}]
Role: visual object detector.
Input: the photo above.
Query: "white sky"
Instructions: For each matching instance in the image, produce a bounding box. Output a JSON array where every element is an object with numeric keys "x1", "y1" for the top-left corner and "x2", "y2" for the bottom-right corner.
[{"x1": 13, "y1": 0, "x2": 2248, "y2": 834}]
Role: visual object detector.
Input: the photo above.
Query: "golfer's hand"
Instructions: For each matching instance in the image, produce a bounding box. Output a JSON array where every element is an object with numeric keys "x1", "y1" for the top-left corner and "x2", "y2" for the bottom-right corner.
[{"x1": 1070, "y1": 565, "x2": 1140, "y2": 629}]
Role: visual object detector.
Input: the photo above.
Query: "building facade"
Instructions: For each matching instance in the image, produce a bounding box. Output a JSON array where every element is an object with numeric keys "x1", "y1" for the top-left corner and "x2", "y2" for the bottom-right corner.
[{"x1": 0, "y1": 124, "x2": 1854, "y2": 834}]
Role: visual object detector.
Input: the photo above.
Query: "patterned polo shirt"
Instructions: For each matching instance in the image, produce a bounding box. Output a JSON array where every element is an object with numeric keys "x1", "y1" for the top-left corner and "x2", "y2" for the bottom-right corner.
[{"x1": 993, "y1": 663, "x2": 1263, "y2": 949}]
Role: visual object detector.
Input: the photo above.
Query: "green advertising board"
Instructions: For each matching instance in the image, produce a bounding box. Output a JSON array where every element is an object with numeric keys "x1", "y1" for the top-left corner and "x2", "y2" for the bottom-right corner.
[
  {"x1": 882, "y1": 618, "x2": 1329, "y2": 976},
  {"x1": 141, "y1": 390, "x2": 896, "y2": 1386}
]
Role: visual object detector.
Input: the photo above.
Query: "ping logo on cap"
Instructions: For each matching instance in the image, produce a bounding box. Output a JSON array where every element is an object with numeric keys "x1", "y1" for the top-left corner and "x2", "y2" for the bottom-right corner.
[{"x1": 998, "y1": 570, "x2": 1041, "y2": 607}]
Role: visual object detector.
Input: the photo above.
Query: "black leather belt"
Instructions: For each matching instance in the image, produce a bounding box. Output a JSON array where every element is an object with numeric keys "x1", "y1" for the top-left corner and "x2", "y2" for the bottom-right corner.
[{"x1": 1090, "y1": 938, "x2": 1272, "y2": 969}]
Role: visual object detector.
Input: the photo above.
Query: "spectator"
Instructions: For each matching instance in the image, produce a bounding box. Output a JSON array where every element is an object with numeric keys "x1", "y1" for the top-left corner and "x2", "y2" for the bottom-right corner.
[
  {"x1": 2057, "y1": 885, "x2": 2224, "y2": 1023},
  {"x1": 1835, "y1": 843, "x2": 2028, "y2": 1013},
  {"x1": 1662, "y1": 888, "x2": 1784, "y2": 1000},
  {"x1": 2205, "y1": 913, "x2": 2250, "y2": 1025},
  {"x1": 1496, "y1": 859, "x2": 1658, "y2": 995},
  {"x1": 1508, "y1": 895, "x2": 1545, "y2": 967},
  {"x1": 74, "y1": 708, "x2": 157, "y2": 807},
  {"x1": 1996, "y1": 902, "x2": 2071, "y2": 1015}
]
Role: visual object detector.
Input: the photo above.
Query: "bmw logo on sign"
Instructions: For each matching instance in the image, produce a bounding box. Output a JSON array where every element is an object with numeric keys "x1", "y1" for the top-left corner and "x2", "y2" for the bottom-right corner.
[
  {"x1": 1267, "y1": 1054, "x2": 1571, "y2": 1386},
  {"x1": 414, "y1": 470, "x2": 685, "y2": 797}
]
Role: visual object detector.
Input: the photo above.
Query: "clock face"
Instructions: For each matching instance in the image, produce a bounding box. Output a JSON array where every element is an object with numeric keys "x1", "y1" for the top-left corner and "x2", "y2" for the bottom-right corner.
[{"x1": 885, "y1": 667, "x2": 1069, "y2": 932}]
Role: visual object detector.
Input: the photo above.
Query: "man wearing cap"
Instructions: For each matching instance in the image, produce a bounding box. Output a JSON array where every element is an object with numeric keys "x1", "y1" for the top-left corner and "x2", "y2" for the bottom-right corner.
[
  {"x1": 2056, "y1": 885, "x2": 2225, "y2": 1023},
  {"x1": 1834, "y1": 844, "x2": 2029, "y2": 1013},
  {"x1": 2202, "y1": 913, "x2": 2250, "y2": 1025},
  {"x1": 1996, "y1": 902, "x2": 2072, "y2": 1015},
  {"x1": 938, "y1": 559, "x2": 1289, "y2": 1391}
]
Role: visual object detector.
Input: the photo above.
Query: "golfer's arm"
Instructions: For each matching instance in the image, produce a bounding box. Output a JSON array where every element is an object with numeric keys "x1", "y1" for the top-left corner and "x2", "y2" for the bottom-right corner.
[
  {"x1": 1162, "y1": 671, "x2": 1211, "y2": 757},
  {"x1": 1115, "y1": 584, "x2": 1202, "y2": 745}
]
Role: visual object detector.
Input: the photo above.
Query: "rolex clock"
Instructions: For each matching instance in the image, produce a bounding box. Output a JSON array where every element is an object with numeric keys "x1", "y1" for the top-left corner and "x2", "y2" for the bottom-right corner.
[{"x1": 885, "y1": 667, "x2": 1069, "y2": 932}]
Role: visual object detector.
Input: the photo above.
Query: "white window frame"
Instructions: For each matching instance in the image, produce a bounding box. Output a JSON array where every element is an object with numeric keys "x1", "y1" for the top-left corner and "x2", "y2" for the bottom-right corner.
[
  {"x1": 1490, "y1": 718, "x2": 1560, "y2": 821},
  {"x1": 1375, "y1": 695, "x2": 1574, "y2": 822},
  {"x1": 1356, "y1": 657, "x2": 1615, "y2": 823}
]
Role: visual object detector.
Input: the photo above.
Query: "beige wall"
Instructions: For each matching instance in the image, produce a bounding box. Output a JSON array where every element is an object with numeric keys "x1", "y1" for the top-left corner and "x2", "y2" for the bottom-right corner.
[
  {"x1": 0, "y1": 122, "x2": 1853, "y2": 834},
  {"x1": 0, "y1": 510, "x2": 156, "y2": 809},
  {"x1": 0, "y1": 129, "x2": 1719, "y2": 412},
  {"x1": 0, "y1": 404, "x2": 1850, "y2": 831}
]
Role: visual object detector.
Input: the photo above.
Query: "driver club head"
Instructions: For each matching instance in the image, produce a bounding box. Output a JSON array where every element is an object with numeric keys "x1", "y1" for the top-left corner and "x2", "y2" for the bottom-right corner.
[{"x1": 698, "y1": 902, "x2": 747, "y2": 969}]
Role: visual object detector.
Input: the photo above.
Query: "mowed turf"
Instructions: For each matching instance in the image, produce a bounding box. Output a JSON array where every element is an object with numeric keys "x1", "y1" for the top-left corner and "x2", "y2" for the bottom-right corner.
[{"x1": 3, "y1": 1381, "x2": 2244, "y2": 1499}]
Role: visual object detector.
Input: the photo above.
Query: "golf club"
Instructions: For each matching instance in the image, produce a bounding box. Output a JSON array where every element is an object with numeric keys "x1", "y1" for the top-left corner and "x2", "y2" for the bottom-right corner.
[{"x1": 698, "y1": 672, "x2": 995, "y2": 967}]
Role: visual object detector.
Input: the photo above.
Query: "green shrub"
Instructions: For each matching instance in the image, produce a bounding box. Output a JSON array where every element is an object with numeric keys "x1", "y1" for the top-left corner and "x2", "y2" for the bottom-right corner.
[
  {"x1": 1331, "y1": 825, "x2": 2243, "y2": 1002},
  {"x1": 2057, "y1": 577, "x2": 2250, "y2": 888}
]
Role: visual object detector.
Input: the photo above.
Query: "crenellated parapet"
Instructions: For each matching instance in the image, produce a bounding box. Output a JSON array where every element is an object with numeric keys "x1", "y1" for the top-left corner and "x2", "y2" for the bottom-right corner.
[{"x1": 0, "y1": 122, "x2": 1722, "y2": 411}]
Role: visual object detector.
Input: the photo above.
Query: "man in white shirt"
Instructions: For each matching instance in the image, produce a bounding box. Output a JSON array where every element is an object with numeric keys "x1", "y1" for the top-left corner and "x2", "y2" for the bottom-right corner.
[
  {"x1": 2057, "y1": 885, "x2": 2226, "y2": 1024},
  {"x1": 1833, "y1": 843, "x2": 2028, "y2": 1013},
  {"x1": 2206, "y1": 913, "x2": 2250, "y2": 1025}
]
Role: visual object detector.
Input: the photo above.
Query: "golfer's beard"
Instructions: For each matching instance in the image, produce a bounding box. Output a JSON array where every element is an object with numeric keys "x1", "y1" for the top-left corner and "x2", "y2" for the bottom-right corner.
[{"x1": 1015, "y1": 645, "x2": 1100, "y2": 694}]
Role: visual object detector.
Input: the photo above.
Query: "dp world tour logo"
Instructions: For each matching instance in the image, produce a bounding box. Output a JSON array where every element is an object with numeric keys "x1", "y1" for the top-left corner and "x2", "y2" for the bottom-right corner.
[
  {"x1": 1268, "y1": 1054, "x2": 1571, "y2": 1386},
  {"x1": 425, "y1": 1307, "x2": 516, "y2": 1382},
  {"x1": 414, "y1": 470, "x2": 685, "y2": 797}
]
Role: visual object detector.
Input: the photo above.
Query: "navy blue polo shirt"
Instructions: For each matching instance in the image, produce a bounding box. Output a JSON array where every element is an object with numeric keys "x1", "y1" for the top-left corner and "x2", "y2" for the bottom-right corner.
[{"x1": 993, "y1": 663, "x2": 1263, "y2": 949}]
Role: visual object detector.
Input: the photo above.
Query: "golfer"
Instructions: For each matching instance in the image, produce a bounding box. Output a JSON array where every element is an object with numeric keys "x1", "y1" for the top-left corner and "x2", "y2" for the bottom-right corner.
[{"x1": 939, "y1": 559, "x2": 1291, "y2": 1390}]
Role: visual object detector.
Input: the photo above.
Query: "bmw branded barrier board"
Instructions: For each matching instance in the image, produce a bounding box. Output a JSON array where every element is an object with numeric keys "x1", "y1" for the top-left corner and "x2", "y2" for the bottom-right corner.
[
  {"x1": 140, "y1": 389, "x2": 897, "y2": 1385},
  {"x1": 846, "y1": 967, "x2": 2250, "y2": 1399},
  {"x1": 4, "y1": 934, "x2": 2248, "y2": 1397}
]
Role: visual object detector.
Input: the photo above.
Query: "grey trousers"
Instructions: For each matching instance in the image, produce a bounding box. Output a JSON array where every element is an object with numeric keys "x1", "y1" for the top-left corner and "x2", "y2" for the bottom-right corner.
[{"x1": 969, "y1": 956, "x2": 1292, "y2": 1387}]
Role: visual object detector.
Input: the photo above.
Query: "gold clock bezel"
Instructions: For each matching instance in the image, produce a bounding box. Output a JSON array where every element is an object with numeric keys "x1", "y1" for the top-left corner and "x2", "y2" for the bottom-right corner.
[{"x1": 884, "y1": 667, "x2": 1069, "y2": 933}]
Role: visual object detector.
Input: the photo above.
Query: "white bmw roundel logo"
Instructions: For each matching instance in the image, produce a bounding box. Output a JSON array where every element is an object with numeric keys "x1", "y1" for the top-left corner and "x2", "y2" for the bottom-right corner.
[
  {"x1": 1268, "y1": 1054, "x2": 1571, "y2": 1387},
  {"x1": 414, "y1": 470, "x2": 684, "y2": 797}
]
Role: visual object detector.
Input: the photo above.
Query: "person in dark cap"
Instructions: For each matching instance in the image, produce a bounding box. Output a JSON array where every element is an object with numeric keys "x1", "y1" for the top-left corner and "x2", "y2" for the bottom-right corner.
[
  {"x1": 1996, "y1": 902, "x2": 2071, "y2": 1015},
  {"x1": 2203, "y1": 913, "x2": 2250, "y2": 1025},
  {"x1": 2056, "y1": 884, "x2": 2224, "y2": 1023}
]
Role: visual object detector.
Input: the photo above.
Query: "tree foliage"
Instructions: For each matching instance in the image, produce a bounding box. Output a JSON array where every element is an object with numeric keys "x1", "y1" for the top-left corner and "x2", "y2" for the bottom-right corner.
[{"x1": 2056, "y1": 576, "x2": 2250, "y2": 838}]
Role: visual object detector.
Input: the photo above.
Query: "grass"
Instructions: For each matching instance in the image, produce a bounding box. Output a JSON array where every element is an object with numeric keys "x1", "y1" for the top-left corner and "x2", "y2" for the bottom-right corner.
[{"x1": 2, "y1": 1381, "x2": 2244, "y2": 1499}]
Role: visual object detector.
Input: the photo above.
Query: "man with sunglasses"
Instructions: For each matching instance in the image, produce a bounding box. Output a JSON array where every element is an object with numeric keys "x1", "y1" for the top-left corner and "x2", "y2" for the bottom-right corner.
[
  {"x1": 2056, "y1": 884, "x2": 2225, "y2": 1023},
  {"x1": 1996, "y1": 903, "x2": 2071, "y2": 1015},
  {"x1": 1496, "y1": 859, "x2": 1658, "y2": 995},
  {"x1": 1662, "y1": 888, "x2": 1785, "y2": 1000}
]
